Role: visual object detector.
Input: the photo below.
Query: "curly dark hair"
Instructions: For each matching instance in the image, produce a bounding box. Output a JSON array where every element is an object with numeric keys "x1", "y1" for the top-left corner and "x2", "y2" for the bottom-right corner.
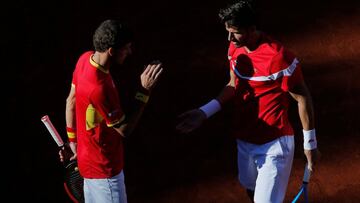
[
  {"x1": 93, "y1": 19, "x2": 133, "y2": 52},
  {"x1": 218, "y1": 0, "x2": 257, "y2": 28}
]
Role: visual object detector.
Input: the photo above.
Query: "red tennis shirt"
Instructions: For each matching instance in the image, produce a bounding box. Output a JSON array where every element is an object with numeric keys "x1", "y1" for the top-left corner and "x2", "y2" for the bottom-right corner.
[
  {"x1": 72, "y1": 51, "x2": 125, "y2": 178},
  {"x1": 227, "y1": 34, "x2": 304, "y2": 144}
]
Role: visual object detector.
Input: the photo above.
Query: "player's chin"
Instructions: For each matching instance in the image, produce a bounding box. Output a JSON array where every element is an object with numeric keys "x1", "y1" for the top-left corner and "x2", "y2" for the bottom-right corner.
[
  {"x1": 117, "y1": 58, "x2": 125, "y2": 65},
  {"x1": 116, "y1": 56, "x2": 128, "y2": 65},
  {"x1": 233, "y1": 42, "x2": 242, "y2": 48}
]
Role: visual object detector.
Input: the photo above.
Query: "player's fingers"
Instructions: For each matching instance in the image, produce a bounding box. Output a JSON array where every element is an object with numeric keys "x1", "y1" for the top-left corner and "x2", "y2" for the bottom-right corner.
[
  {"x1": 70, "y1": 154, "x2": 77, "y2": 161},
  {"x1": 182, "y1": 127, "x2": 193, "y2": 134},
  {"x1": 307, "y1": 161, "x2": 315, "y2": 172},
  {"x1": 151, "y1": 64, "x2": 162, "y2": 78},
  {"x1": 147, "y1": 64, "x2": 157, "y2": 77},
  {"x1": 176, "y1": 121, "x2": 190, "y2": 133},
  {"x1": 177, "y1": 127, "x2": 190, "y2": 134},
  {"x1": 59, "y1": 149, "x2": 64, "y2": 156},
  {"x1": 59, "y1": 152, "x2": 65, "y2": 162},
  {"x1": 143, "y1": 64, "x2": 152, "y2": 75},
  {"x1": 177, "y1": 112, "x2": 187, "y2": 119},
  {"x1": 176, "y1": 121, "x2": 185, "y2": 131},
  {"x1": 154, "y1": 67, "x2": 163, "y2": 80},
  {"x1": 177, "y1": 121, "x2": 194, "y2": 134}
]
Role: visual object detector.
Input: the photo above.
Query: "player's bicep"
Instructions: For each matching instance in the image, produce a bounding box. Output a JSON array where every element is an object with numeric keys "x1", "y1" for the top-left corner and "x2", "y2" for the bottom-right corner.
[{"x1": 288, "y1": 80, "x2": 310, "y2": 102}]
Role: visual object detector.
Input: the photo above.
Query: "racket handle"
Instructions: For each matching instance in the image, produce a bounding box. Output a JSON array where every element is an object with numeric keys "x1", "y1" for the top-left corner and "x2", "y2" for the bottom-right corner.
[
  {"x1": 303, "y1": 163, "x2": 311, "y2": 183},
  {"x1": 41, "y1": 115, "x2": 65, "y2": 147}
]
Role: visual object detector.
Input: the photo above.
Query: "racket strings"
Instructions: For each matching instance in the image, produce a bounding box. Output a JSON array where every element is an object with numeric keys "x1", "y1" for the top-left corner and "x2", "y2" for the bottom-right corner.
[
  {"x1": 66, "y1": 176, "x2": 83, "y2": 201},
  {"x1": 65, "y1": 161, "x2": 84, "y2": 202}
]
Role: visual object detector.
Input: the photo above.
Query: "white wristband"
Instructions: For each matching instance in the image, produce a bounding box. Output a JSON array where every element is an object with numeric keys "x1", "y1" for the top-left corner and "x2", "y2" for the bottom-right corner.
[
  {"x1": 303, "y1": 129, "x2": 317, "y2": 150},
  {"x1": 199, "y1": 99, "x2": 222, "y2": 118}
]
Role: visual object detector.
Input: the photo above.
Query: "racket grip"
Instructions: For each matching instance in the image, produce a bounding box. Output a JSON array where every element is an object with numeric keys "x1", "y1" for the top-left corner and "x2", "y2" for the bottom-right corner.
[
  {"x1": 41, "y1": 115, "x2": 65, "y2": 147},
  {"x1": 303, "y1": 163, "x2": 311, "y2": 183}
]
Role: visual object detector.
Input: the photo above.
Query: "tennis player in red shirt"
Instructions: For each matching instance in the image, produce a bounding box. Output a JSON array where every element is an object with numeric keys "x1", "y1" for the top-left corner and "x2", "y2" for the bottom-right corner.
[
  {"x1": 60, "y1": 19, "x2": 163, "y2": 203},
  {"x1": 176, "y1": 1, "x2": 319, "y2": 202}
]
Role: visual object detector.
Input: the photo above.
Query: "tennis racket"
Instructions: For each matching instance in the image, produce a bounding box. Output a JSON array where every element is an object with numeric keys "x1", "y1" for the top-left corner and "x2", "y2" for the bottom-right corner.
[
  {"x1": 41, "y1": 115, "x2": 84, "y2": 203},
  {"x1": 291, "y1": 163, "x2": 311, "y2": 203}
]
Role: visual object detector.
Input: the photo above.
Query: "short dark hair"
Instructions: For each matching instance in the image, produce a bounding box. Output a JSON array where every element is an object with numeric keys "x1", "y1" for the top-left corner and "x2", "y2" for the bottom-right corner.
[
  {"x1": 219, "y1": 0, "x2": 257, "y2": 28},
  {"x1": 93, "y1": 19, "x2": 133, "y2": 52}
]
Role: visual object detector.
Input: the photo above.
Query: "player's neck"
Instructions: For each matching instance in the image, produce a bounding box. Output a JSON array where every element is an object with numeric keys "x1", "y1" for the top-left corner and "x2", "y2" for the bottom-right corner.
[
  {"x1": 92, "y1": 52, "x2": 110, "y2": 70},
  {"x1": 244, "y1": 30, "x2": 262, "y2": 53}
]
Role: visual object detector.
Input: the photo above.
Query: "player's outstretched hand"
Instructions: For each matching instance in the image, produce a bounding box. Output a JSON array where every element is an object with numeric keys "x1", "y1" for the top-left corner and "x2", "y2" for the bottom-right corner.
[
  {"x1": 176, "y1": 109, "x2": 207, "y2": 134},
  {"x1": 141, "y1": 61, "x2": 163, "y2": 91}
]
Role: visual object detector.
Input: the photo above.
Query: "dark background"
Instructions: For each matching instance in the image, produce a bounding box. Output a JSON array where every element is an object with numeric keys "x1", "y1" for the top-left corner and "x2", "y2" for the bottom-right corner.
[{"x1": 5, "y1": 0, "x2": 360, "y2": 202}]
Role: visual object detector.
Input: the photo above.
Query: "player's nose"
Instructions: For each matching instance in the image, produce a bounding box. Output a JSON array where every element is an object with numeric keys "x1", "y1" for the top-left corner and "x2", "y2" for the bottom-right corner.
[{"x1": 228, "y1": 32, "x2": 232, "y2": 41}]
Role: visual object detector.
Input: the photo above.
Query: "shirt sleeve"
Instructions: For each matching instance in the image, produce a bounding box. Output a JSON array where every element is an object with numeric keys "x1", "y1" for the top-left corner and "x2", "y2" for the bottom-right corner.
[
  {"x1": 90, "y1": 83, "x2": 125, "y2": 128},
  {"x1": 280, "y1": 49, "x2": 304, "y2": 92}
]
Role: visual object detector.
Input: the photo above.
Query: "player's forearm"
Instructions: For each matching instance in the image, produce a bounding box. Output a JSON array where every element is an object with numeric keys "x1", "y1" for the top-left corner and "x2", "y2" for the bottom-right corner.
[
  {"x1": 216, "y1": 84, "x2": 236, "y2": 105},
  {"x1": 301, "y1": 101, "x2": 317, "y2": 151},
  {"x1": 114, "y1": 90, "x2": 149, "y2": 137},
  {"x1": 200, "y1": 75, "x2": 236, "y2": 118},
  {"x1": 297, "y1": 93, "x2": 315, "y2": 130},
  {"x1": 65, "y1": 86, "x2": 77, "y2": 142},
  {"x1": 65, "y1": 97, "x2": 76, "y2": 128},
  {"x1": 119, "y1": 104, "x2": 147, "y2": 137},
  {"x1": 289, "y1": 81, "x2": 315, "y2": 130},
  {"x1": 290, "y1": 85, "x2": 318, "y2": 150},
  {"x1": 216, "y1": 70, "x2": 237, "y2": 105}
]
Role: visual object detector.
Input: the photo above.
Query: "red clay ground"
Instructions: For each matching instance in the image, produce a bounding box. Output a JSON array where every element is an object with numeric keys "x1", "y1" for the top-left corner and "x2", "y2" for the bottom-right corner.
[{"x1": 126, "y1": 138, "x2": 360, "y2": 203}]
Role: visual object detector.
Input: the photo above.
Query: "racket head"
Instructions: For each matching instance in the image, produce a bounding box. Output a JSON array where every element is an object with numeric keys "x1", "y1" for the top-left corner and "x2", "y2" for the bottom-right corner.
[{"x1": 63, "y1": 160, "x2": 84, "y2": 203}]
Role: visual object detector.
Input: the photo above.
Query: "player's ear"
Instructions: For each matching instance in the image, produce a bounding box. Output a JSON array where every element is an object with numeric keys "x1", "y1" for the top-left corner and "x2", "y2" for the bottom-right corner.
[{"x1": 108, "y1": 47, "x2": 114, "y2": 56}]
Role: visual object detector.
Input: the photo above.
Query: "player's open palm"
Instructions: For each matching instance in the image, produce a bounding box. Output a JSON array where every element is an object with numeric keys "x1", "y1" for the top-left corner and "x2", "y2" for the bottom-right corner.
[
  {"x1": 141, "y1": 62, "x2": 163, "y2": 91},
  {"x1": 176, "y1": 109, "x2": 207, "y2": 134}
]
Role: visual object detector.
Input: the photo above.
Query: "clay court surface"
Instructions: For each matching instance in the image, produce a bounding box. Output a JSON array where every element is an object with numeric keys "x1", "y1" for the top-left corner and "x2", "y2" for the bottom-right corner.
[{"x1": 7, "y1": 0, "x2": 359, "y2": 202}]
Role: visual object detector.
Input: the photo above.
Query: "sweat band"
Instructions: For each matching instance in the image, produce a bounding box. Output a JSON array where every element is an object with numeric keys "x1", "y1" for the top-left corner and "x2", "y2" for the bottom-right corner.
[
  {"x1": 199, "y1": 99, "x2": 222, "y2": 118},
  {"x1": 135, "y1": 92, "x2": 149, "y2": 103},
  {"x1": 303, "y1": 129, "x2": 317, "y2": 150},
  {"x1": 67, "y1": 127, "x2": 77, "y2": 143}
]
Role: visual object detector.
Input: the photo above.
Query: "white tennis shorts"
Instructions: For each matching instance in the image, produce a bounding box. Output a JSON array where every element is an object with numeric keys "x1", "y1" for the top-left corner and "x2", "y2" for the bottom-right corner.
[
  {"x1": 236, "y1": 135, "x2": 294, "y2": 203},
  {"x1": 83, "y1": 170, "x2": 127, "y2": 203}
]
